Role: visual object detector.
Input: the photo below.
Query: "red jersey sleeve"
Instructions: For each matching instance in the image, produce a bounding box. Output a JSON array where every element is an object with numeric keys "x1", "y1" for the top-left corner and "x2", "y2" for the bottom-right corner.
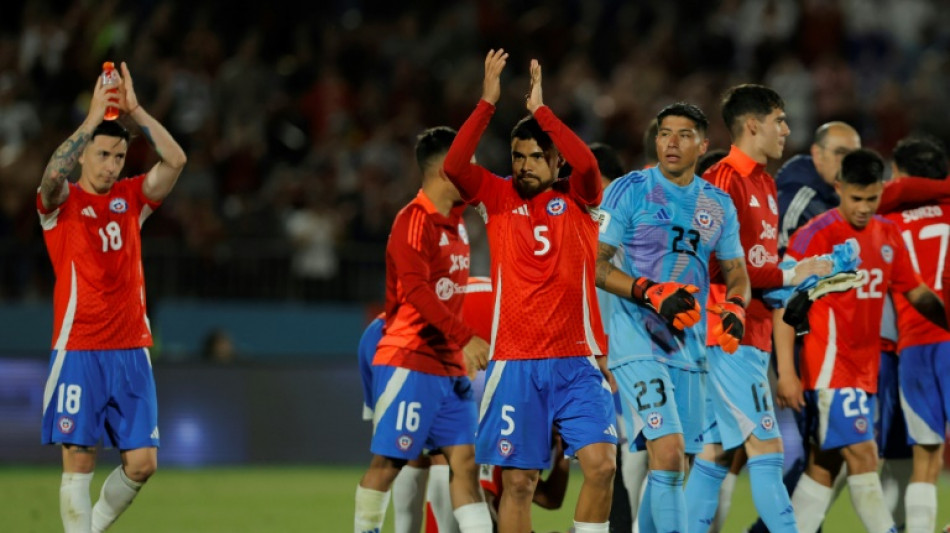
[
  {"x1": 443, "y1": 100, "x2": 498, "y2": 203},
  {"x1": 879, "y1": 176, "x2": 950, "y2": 214},
  {"x1": 533, "y1": 105, "x2": 602, "y2": 205},
  {"x1": 389, "y1": 206, "x2": 476, "y2": 347}
]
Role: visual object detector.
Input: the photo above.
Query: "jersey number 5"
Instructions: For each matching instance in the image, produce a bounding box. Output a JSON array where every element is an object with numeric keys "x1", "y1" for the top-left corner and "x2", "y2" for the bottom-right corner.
[
  {"x1": 533, "y1": 225, "x2": 550, "y2": 256},
  {"x1": 98, "y1": 221, "x2": 124, "y2": 252}
]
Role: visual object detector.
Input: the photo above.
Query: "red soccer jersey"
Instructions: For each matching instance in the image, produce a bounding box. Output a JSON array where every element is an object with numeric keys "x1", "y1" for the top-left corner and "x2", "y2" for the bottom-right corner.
[
  {"x1": 703, "y1": 145, "x2": 782, "y2": 353},
  {"x1": 462, "y1": 276, "x2": 493, "y2": 341},
  {"x1": 883, "y1": 201, "x2": 950, "y2": 350},
  {"x1": 786, "y1": 210, "x2": 921, "y2": 392},
  {"x1": 443, "y1": 100, "x2": 606, "y2": 360},
  {"x1": 37, "y1": 175, "x2": 158, "y2": 350},
  {"x1": 374, "y1": 190, "x2": 475, "y2": 376}
]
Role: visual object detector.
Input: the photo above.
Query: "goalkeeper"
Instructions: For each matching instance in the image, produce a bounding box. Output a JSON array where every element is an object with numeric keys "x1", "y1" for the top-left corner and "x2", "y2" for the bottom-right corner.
[{"x1": 594, "y1": 102, "x2": 751, "y2": 532}]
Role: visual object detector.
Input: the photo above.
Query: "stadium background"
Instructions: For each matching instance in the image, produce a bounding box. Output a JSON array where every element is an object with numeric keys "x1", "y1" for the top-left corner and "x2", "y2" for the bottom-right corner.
[{"x1": 2, "y1": 0, "x2": 950, "y2": 530}]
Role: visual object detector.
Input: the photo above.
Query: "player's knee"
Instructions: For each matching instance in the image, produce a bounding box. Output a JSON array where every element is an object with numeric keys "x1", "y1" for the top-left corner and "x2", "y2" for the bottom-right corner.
[
  {"x1": 125, "y1": 457, "x2": 158, "y2": 482},
  {"x1": 502, "y1": 471, "x2": 539, "y2": 501},
  {"x1": 582, "y1": 454, "x2": 616, "y2": 487},
  {"x1": 844, "y1": 446, "x2": 878, "y2": 475},
  {"x1": 651, "y1": 439, "x2": 686, "y2": 471}
]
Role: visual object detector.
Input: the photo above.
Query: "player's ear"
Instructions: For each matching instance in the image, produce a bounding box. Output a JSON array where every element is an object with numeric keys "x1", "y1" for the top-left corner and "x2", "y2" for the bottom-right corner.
[
  {"x1": 699, "y1": 138, "x2": 709, "y2": 156},
  {"x1": 746, "y1": 116, "x2": 758, "y2": 136}
]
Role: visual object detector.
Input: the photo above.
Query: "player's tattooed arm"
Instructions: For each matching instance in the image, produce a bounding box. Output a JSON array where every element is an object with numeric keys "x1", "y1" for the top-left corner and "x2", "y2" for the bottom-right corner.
[
  {"x1": 906, "y1": 284, "x2": 949, "y2": 330},
  {"x1": 719, "y1": 256, "x2": 751, "y2": 303},
  {"x1": 596, "y1": 242, "x2": 635, "y2": 297},
  {"x1": 40, "y1": 127, "x2": 92, "y2": 210}
]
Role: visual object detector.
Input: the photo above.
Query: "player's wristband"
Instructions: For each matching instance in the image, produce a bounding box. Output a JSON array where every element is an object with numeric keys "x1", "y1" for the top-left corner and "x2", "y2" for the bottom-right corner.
[
  {"x1": 726, "y1": 295, "x2": 747, "y2": 308},
  {"x1": 630, "y1": 277, "x2": 654, "y2": 302}
]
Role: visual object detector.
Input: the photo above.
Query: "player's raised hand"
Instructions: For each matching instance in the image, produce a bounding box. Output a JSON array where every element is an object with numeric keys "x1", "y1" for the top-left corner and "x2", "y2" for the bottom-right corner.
[
  {"x1": 526, "y1": 59, "x2": 543, "y2": 114},
  {"x1": 776, "y1": 371, "x2": 805, "y2": 412},
  {"x1": 462, "y1": 335, "x2": 490, "y2": 380},
  {"x1": 117, "y1": 61, "x2": 141, "y2": 114},
  {"x1": 709, "y1": 297, "x2": 747, "y2": 353},
  {"x1": 482, "y1": 48, "x2": 508, "y2": 106},
  {"x1": 632, "y1": 277, "x2": 701, "y2": 330},
  {"x1": 86, "y1": 73, "x2": 113, "y2": 124}
]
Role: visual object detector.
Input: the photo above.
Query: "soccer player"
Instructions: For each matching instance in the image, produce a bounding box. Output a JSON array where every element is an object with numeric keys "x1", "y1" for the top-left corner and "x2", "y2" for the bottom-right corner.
[
  {"x1": 354, "y1": 127, "x2": 493, "y2": 533},
  {"x1": 443, "y1": 49, "x2": 616, "y2": 533},
  {"x1": 685, "y1": 84, "x2": 830, "y2": 533},
  {"x1": 775, "y1": 149, "x2": 949, "y2": 533},
  {"x1": 38, "y1": 63, "x2": 187, "y2": 533},
  {"x1": 878, "y1": 137, "x2": 950, "y2": 533},
  {"x1": 595, "y1": 102, "x2": 750, "y2": 532},
  {"x1": 357, "y1": 277, "x2": 493, "y2": 533}
]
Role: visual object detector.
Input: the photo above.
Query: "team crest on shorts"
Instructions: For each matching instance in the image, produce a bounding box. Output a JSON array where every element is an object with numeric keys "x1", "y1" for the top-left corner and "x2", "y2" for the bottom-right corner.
[
  {"x1": 397, "y1": 435, "x2": 413, "y2": 451},
  {"x1": 58, "y1": 416, "x2": 75, "y2": 434},
  {"x1": 546, "y1": 197, "x2": 567, "y2": 216},
  {"x1": 761, "y1": 414, "x2": 775, "y2": 431},
  {"x1": 881, "y1": 245, "x2": 894, "y2": 264},
  {"x1": 854, "y1": 416, "x2": 869, "y2": 434},
  {"x1": 646, "y1": 412, "x2": 663, "y2": 429},
  {"x1": 694, "y1": 209, "x2": 713, "y2": 229},
  {"x1": 498, "y1": 439, "x2": 513, "y2": 457},
  {"x1": 109, "y1": 197, "x2": 128, "y2": 213}
]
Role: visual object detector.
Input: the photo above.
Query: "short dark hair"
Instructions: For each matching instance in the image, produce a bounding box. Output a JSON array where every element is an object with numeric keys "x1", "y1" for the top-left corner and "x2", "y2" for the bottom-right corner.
[
  {"x1": 696, "y1": 149, "x2": 728, "y2": 177},
  {"x1": 92, "y1": 120, "x2": 130, "y2": 143},
  {"x1": 642, "y1": 121, "x2": 659, "y2": 165},
  {"x1": 838, "y1": 148, "x2": 885, "y2": 186},
  {"x1": 721, "y1": 84, "x2": 784, "y2": 139},
  {"x1": 414, "y1": 126, "x2": 457, "y2": 171},
  {"x1": 589, "y1": 143, "x2": 624, "y2": 183},
  {"x1": 893, "y1": 137, "x2": 948, "y2": 180},
  {"x1": 656, "y1": 102, "x2": 708, "y2": 135},
  {"x1": 511, "y1": 115, "x2": 554, "y2": 152}
]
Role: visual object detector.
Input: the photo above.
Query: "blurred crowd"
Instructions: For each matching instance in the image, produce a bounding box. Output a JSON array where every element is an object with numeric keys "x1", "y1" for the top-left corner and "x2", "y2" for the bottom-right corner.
[{"x1": 2, "y1": 0, "x2": 950, "y2": 302}]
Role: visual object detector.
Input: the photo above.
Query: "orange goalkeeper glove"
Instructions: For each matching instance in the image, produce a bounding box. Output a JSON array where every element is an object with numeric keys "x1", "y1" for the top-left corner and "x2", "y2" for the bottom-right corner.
[
  {"x1": 709, "y1": 296, "x2": 747, "y2": 353},
  {"x1": 632, "y1": 277, "x2": 701, "y2": 330}
]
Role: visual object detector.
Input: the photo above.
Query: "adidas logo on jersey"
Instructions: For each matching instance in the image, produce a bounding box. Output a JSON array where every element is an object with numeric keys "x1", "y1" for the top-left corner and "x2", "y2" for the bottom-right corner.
[
  {"x1": 439, "y1": 232, "x2": 449, "y2": 246},
  {"x1": 511, "y1": 205, "x2": 529, "y2": 216},
  {"x1": 81, "y1": 206, "x2": 97, "y2": 218},
  {"x1": 749, "y1": 195, "x2": 761, "y2": 207},
  {"x1": 653, "y1": 208, "x2": 672, "y2": 221}
]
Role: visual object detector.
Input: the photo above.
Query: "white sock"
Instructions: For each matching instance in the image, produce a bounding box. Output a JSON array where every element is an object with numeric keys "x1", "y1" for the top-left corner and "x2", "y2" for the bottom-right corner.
[
  {"x1": 905, "y1": 482, "x2": 937, "y2": 533},
  {"x1": 847, "y1": 472, "x2": 896, "y2": 533},
  {"x1": 355, "y1": 485, "x2": 391, "y2": 533},
  {"x1": 711, "y1": 471, "x2": 738, "y2": 532},
  {"x1": 622, "y1": 449, "x2": 649, "y2": 522},
  {"x1": 573, "y1": 520, "x2": 609, "y2": 532},
  {"x1": 392, "y1": 466, "x2": 427, "y2": 533},
  {"x1": 453, "y1": 502, "x2": 493, "y2": 533},
  {"x1": 881, "y1": 458, "x2": 912, "y2": 530},
  {"x1": 426, "y1": 464, "x2": 457, "y2": 531},
  {"x1": 91, "y1": 466, "x2": 143, "y2": 533},
  {"x1": 61, "y1": 472, "x2": 94, "y2": 533},
  {"x1": 791, "y1": 474, "x2": 832, "y2": 533}
]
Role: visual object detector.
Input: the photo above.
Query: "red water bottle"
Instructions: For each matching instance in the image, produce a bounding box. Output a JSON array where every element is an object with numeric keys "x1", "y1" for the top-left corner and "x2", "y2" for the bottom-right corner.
[{"x1": 101, "y1": 61, "x2": 120, "y2": 120}]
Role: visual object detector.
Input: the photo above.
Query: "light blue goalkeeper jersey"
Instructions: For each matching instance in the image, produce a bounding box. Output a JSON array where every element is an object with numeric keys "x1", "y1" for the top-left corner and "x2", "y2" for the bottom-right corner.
[{"x1": 597, "y1": 166, "x2": 743, "y2": 371}]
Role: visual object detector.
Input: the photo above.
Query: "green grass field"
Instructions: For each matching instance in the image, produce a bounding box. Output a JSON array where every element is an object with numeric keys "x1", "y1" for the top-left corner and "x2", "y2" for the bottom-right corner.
[{"x1": 3, "y1": 465, "x2": 950, "y2": 532}]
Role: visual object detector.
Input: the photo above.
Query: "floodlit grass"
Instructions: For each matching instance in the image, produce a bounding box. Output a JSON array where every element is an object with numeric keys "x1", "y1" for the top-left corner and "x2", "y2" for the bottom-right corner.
[{"x1": 3, "y1": 465, "x2": 950, "y2": 532}]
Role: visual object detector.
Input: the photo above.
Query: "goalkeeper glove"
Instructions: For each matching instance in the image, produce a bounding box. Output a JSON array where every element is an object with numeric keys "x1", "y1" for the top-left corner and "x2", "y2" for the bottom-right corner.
[
  {"x1": 632, "y1": 277, "x2": 701, "y2": 329},
  {"x1": 783, "y1": 270, "x2": 868, "y2": 335},
  {"x1": 709, "y1": 296, "x2": 746, "y2": 353}
]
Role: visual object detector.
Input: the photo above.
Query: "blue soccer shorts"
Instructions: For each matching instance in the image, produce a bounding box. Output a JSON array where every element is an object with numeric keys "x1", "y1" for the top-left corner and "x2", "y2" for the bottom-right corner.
[
  {"x1": 802, "y1": 388, "x2": 877, "y2": 450},
  {"x1": 41, "y1": 348, "x2": 159, "y2": 450},
  {"x1": 614, "y1": 359, "x2": 706, "y2": 455},
  {"x1": 899, "y1": 342, "x2": 950, "y2": 446},
  {"x1": 370, "y1": 365, "x2": 476, "y2": 460},
  {"x1": 476, "y1": 357, "x2": 617, "y2": 470},
  {"x1": 704, "y1": 345, "x2": 781, "y2": 450},
  {"x1": 358, "y1": 317, "x2": 385, "y2": 421},
  {"x1": 876, "y1": 350, "x2": 912, "y2": 458}
]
